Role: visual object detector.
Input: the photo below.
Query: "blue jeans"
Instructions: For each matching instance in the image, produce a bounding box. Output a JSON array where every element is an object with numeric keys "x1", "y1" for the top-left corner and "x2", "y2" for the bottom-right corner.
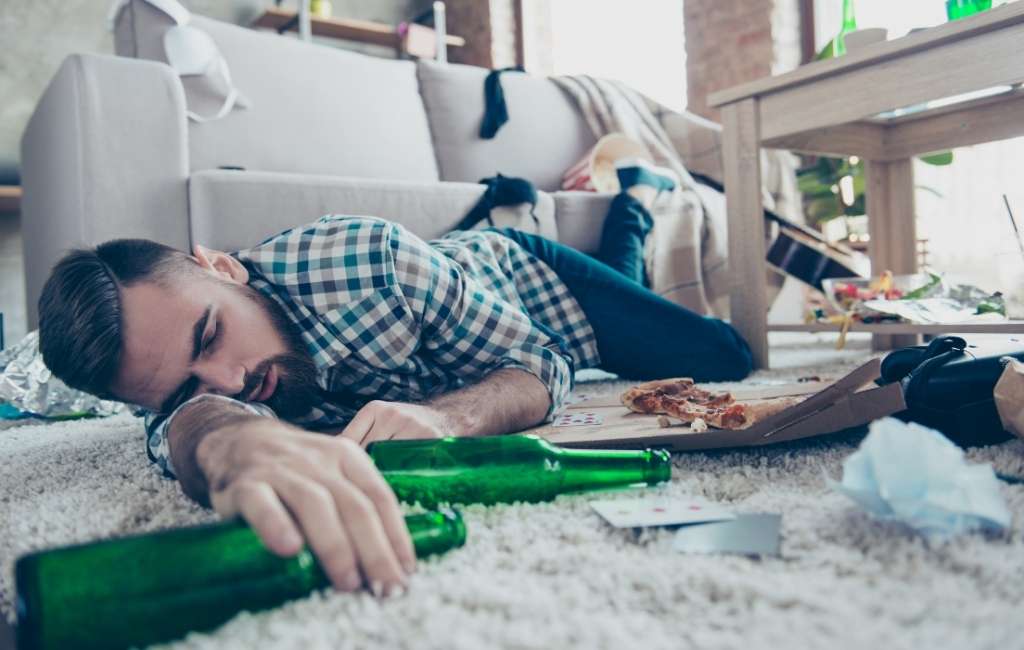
[{"x1": 492, "y1": 194, "x2": 753, "y2": 382}]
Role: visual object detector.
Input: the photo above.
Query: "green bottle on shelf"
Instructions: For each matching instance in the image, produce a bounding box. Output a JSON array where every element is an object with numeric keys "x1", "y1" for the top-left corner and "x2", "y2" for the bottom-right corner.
[
  {"x1": 368, "y1": 434, "x2": 672, "y2": 508},
  {"x1": 16, "y1": 510, "x2": 466, "y2": 650},
  {"x1": 834, "y1": 0, "x2": 858, "y2": 56},
  {"x1": 946, "y1": 0, "x2": 992, "y2": 21}
]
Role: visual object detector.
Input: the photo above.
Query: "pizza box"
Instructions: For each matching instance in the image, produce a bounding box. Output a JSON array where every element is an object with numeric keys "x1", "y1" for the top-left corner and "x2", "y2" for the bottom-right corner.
[{"x1": 529, "y1": 358, "x2": 905, "y2": 452}]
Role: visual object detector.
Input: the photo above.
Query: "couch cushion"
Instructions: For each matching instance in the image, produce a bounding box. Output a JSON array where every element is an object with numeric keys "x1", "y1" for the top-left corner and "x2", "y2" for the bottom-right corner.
[
  {"x1": 417, "y1": 60, "x2": 597, "y2": 192},
  {"x1": 189, "y1": 170, "x2": 557, "y2": 253},
  {"x1": 551, "y1": 191, "x2": 614, "y2": 254},
  {"x1": 113, "y1": 0, "x2": 439, "y2": 182}
]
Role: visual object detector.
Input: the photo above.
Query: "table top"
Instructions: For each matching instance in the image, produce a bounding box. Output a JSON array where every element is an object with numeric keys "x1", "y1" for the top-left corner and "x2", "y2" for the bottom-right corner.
[{"x1": 709, "y1": 2, "x2": 1024, "y2": 107}]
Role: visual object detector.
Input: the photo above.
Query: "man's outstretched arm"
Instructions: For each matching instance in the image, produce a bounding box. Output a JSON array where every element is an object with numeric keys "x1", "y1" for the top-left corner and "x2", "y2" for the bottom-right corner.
[
  {"x1": 336, "y1": 222, "x2": 575, "y2": 447},
  {"x1": 165, "y1": 396, "x2": 415, "y2": 596},
  {"x1": 339, "y1": 367, "x2": 551, "y2": 446}
]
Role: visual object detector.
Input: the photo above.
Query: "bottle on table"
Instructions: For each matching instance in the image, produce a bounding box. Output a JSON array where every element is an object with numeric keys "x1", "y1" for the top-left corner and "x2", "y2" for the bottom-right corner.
[
  {"x1": 16, "y1": 509, "x2": 466, "y2": 650},
  {"x1": 834, "y1": 0, "x2": 858, "y2": 56},
  {"x1": 946, "y1": 0, "x2": 992, "y2": 20},
  {"x1": 368, "y1": 434, "x2": 672, "y2": 508}
]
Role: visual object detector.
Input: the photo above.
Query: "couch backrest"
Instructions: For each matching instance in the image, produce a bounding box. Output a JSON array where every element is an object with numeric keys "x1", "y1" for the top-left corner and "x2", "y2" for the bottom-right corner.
[
  {"x1": 417, "y1": 60, "x2": 598, "y2": 192},
  {"x1": 113, "y1": 0, "x2": 440, "y2": 182}
]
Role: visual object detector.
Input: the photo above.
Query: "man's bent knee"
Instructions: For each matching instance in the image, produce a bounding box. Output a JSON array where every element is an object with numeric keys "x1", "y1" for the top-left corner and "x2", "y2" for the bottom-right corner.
[{"x1": 709, "y1": 320, "x2": 753, "y2": 381}]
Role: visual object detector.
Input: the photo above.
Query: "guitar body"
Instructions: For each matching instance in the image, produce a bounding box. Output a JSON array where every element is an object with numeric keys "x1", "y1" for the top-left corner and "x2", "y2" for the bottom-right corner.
[
  {"x1": 690, "y1": 173, "x2": 869, "y2": 291},
  {"x1": 766, "y1": 226, "x2": 869, "y2": 290}
]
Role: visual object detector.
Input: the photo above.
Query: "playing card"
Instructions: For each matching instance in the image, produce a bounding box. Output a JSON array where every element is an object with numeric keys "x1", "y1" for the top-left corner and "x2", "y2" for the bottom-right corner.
[
  {"x1": 553, "y1": 411, "x2": 604, "y2": 427},
  {"x1": 561, "y1": 392, "x2": 593, "y2": 406},
  {"x1": 672, "y1": 513, "x2": 782, "y2": 556},
  {"x1": 590, "y1": 497, "x2": 736, "y2": 529}
]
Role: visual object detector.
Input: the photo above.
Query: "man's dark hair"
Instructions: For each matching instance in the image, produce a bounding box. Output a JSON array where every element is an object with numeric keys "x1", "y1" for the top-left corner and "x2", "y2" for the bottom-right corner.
[{"x1": 38, "y1": 239, "x2": 197, "y2": 399}]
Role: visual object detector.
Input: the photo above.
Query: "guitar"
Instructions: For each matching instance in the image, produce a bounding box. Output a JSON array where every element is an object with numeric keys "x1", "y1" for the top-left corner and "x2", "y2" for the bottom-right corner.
[{"x1": 689, "y1": 173, "x2": 869, "y2": 290}]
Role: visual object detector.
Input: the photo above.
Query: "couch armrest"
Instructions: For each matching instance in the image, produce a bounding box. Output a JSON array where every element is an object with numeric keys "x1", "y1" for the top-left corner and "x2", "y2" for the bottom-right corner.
[
  {"x1": 188, "y1": 170, "x2": 558, "y2": 252},
  {"x1": 20, "y1": 53, "x2": 190, "y2": 327}
]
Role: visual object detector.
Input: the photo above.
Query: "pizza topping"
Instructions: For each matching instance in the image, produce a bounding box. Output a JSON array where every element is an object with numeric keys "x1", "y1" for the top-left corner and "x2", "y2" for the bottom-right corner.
[{"x1": 621, "y1": 377, "x2": 798, "y2": 430}]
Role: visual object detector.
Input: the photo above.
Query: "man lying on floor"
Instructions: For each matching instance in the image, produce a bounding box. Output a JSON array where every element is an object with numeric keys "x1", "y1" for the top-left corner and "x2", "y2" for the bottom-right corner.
[{"x1": 36, "y1": 162, "x2": 751, "y2": 598}]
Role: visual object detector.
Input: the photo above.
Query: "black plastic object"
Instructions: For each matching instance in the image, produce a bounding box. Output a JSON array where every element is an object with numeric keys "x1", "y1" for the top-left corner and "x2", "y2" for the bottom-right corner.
[
  {"x1": 454, "y1": 174, "x2": 539, "y2": 232},
  {"x1": 879, "y1": 335, "x2": 1024, "y2": 447},
  {"x1": 480, "y1": 66, "x2": 524, "y2": 139}
]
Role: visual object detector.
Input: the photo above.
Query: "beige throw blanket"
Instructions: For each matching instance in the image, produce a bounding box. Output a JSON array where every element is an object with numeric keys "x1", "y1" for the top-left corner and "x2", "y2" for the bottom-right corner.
[
  {"x1": 552, "y1": 75, "x2": 727, "y2": 315},
  {"x1": 552, "y1": 75, "x2": 802, "y2": 317}
]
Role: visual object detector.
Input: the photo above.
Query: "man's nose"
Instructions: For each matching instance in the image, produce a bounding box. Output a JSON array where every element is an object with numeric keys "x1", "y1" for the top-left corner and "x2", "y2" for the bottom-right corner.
[{"x1": 193, "y1": 359, "x2": 246, "y2": 397}]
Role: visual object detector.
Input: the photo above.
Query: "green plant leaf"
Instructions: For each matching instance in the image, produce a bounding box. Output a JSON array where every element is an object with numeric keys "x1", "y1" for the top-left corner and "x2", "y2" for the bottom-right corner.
[
  {"x1": 816, "y1": 38, "x2": 836, "y2": 61},
  {"x1": 805, "y1": 196, "x2": 844, "y2": 222},
  {"x1": 919, "y1": 151, "x2": 953, "y2": 165}
]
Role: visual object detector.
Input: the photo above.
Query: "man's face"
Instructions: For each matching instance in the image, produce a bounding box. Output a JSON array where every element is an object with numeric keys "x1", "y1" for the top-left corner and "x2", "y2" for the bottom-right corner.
[{"x1": 111, "y1": 249, "x2": 318, "y2": 418}]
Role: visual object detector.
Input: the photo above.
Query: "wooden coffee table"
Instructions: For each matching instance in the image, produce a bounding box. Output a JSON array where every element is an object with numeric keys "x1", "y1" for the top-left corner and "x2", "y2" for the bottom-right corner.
[{"x1": 710, "y1": 3, "x2": 1024, "y2": 369}]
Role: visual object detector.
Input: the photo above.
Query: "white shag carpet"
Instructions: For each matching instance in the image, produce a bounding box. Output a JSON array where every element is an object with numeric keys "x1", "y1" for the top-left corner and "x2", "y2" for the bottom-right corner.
[{"x1": 2, "y1": 334, "x2": 1023, "y2": 650}]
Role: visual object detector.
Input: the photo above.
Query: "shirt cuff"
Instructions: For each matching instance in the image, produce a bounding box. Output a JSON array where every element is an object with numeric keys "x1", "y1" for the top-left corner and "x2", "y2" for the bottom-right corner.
[
  {"x1": 145, "y1": 395, "x2": 276, "y2": 479},
  {"x1": 498, "y1": 351, "x2": 574, "y2": 421}
]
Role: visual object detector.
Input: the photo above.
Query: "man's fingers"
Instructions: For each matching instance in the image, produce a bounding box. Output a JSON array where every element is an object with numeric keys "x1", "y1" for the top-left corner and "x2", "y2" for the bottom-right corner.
[
  {"x1": 272, "y1": 471, "x2": 362, "y2": 592},
  {"x1": 339, "y1": 405, "x2": 375, "y2": 445},
  {"x1": 338, "y1": 446, "x2": 417, "y2": 574},
  {"x1": 323, "y1": 474, "x2": 407, "y2": 594},
  {"x1": 231, "y1": 481, "x2": 304, "y2": 557},
  {"x1": 360, "y1": 427, "x2": 395, "y2": 447}
]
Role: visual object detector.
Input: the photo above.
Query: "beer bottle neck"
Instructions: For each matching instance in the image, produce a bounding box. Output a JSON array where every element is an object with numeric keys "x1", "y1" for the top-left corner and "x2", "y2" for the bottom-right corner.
[
  {"x1": 553, "y1": 447, "x2": 671, "y2": 493},
  {"x1": 841, "y1": 0, "x2": 857, "y2": 30}
]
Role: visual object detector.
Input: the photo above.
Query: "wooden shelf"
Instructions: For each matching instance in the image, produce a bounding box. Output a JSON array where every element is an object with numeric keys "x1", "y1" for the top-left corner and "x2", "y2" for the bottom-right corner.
[
  {"x1": 769, "y1": 321, "x2": 1024, "y2": 335},
  {"x1": 0, "y1": 185, "x2": 21, "y2": 214},
  {"x1": 252, "y1": 7, "x2": 465, "y2": 51}
]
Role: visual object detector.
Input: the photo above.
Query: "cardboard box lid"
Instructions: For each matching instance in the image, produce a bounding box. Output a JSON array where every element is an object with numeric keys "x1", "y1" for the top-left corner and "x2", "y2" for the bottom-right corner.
[{"x1": 533, "y1": 359, "x2": 906, "y2": 451}]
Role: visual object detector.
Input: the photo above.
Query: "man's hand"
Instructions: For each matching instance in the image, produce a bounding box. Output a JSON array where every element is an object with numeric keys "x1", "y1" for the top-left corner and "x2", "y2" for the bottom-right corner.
[
  {"x1": 167, "y1": 400, "x2": 415, "y2": 596},
  {"x1": 341, "y1": 368, "x2": 551, "y2": 447},
  {"x1": 340, "y1": 401, "x2": 451, "y2": 446}
]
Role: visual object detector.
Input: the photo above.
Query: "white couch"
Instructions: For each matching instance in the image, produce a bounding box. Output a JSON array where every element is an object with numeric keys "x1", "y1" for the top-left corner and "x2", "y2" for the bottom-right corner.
[{"x1": 20, "y1": 0, "x2": 754, "y2": 327}]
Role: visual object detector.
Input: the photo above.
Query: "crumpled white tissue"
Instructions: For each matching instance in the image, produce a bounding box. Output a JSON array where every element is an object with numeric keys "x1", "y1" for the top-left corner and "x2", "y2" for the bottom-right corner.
[{"x1": 830, "y1": 418, "x2": 1011, "y2": 540}]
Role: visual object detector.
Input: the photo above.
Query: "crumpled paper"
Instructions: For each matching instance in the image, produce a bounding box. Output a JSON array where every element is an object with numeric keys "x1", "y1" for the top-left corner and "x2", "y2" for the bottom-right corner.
[
  {"x1": 0, "y1": 331, "x2": 124, "y2": 419},
  {"x1": 830, "y1": 418, "x2": 1011, "y2": 540},
  {"x1": 994, "y1": 358, "x2": 1024, "y2": 441}
]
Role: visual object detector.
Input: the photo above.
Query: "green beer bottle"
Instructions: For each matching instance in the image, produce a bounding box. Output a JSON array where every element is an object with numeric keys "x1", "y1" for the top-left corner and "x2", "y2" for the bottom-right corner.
[
  {"x1": 16, "y1": 510, "x2": 466, "y2": 650},
  {"x1": 369, "y1": 434, "x2": 672, "y2": 508},
  {"x1": 834, "y1": 0, "x2": 858, "y2": 56},
  {"x1": 946, "y1": 0, "x2": 992, "y2": 21}
]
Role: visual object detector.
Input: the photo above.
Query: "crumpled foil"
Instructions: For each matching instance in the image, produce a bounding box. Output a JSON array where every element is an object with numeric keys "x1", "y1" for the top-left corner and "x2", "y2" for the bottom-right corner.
[
  {"x1": 829, "y1": 418, "x2": 1011, "y2": 541},
  {"x1": 0, "y1": 331, "x2": 125, "y2": 419}
]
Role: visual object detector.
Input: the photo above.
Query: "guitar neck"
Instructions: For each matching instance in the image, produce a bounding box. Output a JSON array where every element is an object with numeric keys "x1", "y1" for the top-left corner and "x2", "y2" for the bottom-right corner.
[{"x1": 689, "y1": 172, "x2": 857, "y2": 258}]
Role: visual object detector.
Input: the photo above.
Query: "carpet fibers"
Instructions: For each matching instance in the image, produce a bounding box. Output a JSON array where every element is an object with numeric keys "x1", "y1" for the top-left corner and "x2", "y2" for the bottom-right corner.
[{"x1": 2, "y1": 335, "x2": 1023, "y2": 649}]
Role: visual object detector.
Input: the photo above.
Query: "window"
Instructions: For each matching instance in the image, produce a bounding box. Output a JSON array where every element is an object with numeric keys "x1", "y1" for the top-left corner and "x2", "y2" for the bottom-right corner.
[
  {"x1": 527, "y1": 0, "x2": 686, "y2": 111},
  {"x1": 814, "y1": 0, "x2": 1024, "y2": 299}
]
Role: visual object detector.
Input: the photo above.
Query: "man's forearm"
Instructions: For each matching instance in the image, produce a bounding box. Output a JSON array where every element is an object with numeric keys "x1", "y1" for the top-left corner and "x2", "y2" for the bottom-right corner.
[
  {"x1": 425, "y1": 368, "x2": 551, "y2": 437},
  {"x1": 166, "y1": 398, "x2": 264, "y2": 506}
]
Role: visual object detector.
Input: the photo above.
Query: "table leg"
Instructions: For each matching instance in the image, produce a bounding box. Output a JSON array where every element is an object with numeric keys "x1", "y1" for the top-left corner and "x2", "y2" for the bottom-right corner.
[
  {"x1": 721, "y1": 99, "x2": 770, "y2": 369},
  {"x1": 865, "y1": 158, "x2": 920, "y2": 351}
]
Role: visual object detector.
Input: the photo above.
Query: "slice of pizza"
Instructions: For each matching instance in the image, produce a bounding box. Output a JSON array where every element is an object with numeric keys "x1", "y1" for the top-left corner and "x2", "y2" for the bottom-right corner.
[
  {"x1": 656, "y1": 396, "x2": 800, "y2": 430},
  {"x1": 622, "y1": 379, "x2": 800, "y2": 430},
  {"x1": 621, "y1": 378, "x2": 733, "y2": 413}
]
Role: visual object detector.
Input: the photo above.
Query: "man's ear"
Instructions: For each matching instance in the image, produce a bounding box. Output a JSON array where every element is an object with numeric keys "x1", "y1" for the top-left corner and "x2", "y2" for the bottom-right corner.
[{"x1": 193, "y1": 244, "x2": 249, "y2": 284}]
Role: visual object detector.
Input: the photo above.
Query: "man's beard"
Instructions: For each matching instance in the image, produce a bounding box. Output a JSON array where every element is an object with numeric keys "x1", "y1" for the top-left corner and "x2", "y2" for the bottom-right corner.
[{"x1": 237, "y1": 284, "x2": 320, "y2": 419}]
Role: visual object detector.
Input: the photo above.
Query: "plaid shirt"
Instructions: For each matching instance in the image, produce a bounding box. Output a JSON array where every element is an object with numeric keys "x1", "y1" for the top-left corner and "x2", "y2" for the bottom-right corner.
[{"x1": 146, "y1": 215, "x2": 600, "y2": 476}]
